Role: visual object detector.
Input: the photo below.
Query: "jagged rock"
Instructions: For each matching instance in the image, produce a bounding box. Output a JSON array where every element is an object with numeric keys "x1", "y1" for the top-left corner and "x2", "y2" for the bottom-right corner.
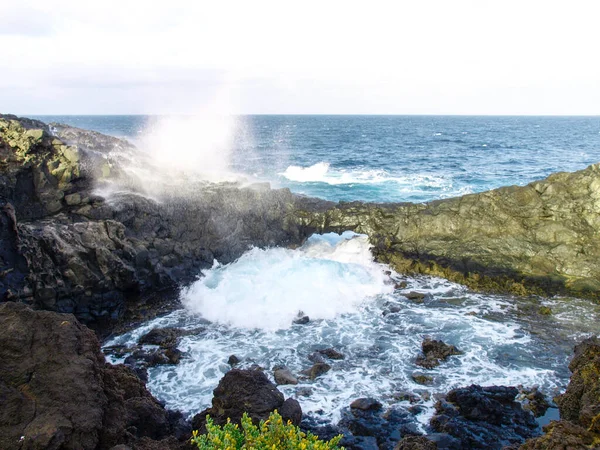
[
  {"x1": 138, "y1": 327, "x2": 182, "y2": 348},
  {"x1": 318, "y1": 347, "x2": 345, "y2": 360},
  {"x1": 350, "y1": 398, "x2": 383, "y2": 411},
  {"x1": 303, "y1": 362, "x2": 332, "y2": 379},
  {"x1": 555, "y1": 337, "x2": 600, "y2": 430},
  {"x1": 0, "y1": 302, "x2": 188, "y2": 450},
  {"x1": 519, "y1": 337, "x2": 600, "y2": 448},
  {"x1": 0, "y1": 116, "x2": 327, "y2": 331},
  {"x1": 273, "y1": 367, "x2": 298, "y2": 385},
  {"x1": 412, "y1": 374, "x2": 434, "y2": 385},
  {"x1": 394, "y1": 435, "x2": 437, "y2": 450},
  {"x1": 517, "y1": 386, "x2": 551, "y2": 418},
  {"x1": 429, "y1": 385, "x2": 539, "y2": 449},
  {"x1": 191, "y1": 369, "x2": 302, "y2": 434},
  {"x1": 415, "y1": 338, "x2": 462, "y2": 369},
  {"x1": 518, "y1": 420, "x2": 595, "y2": 449},
  {"x1": 339, "y1": 405, "x2": 413, "y2": 449},
  {"x1": 227, "y1": 354, "x2": 241, "y2": 365}
]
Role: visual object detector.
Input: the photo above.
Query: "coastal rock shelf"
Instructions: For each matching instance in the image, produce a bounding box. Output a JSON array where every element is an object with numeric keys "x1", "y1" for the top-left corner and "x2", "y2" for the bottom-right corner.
[{"x1": 293, "y1": 165, "x2": 600, "y2": 300}]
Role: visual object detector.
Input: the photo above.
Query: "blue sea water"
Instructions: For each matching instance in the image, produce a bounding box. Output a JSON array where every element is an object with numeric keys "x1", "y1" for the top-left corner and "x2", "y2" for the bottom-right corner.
[{"x1": 32, "y1": 115, "x2": 600, "y2": 203}]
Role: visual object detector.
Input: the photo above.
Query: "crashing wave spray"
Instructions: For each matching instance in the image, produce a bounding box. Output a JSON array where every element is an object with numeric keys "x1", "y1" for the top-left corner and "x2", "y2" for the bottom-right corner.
[
  {"x1": 95, "y1": 85, "x2": 251, "y2": 201},
  {"x1": 181, "y1": 232, "x2": 394, "y2": 330}
]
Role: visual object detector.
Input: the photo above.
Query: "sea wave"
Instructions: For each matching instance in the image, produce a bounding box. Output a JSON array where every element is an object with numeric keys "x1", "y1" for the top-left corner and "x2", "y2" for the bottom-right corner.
[{"x1": 279, "y1": 162, "x2": 448, "y2": 188}]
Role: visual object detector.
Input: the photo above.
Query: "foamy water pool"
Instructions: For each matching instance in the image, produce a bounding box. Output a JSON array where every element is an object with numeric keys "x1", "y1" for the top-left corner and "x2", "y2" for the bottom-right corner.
[{"x1": 104, "y1": 232, "x2": 600, "y2": 428}]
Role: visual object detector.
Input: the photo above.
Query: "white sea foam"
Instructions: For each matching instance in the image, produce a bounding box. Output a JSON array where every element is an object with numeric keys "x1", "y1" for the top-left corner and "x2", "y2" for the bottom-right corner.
[
  {"x1": 280, "y1": 161, "x2": 448, "y2": 189},
  {"x1": 103, "y1": 234, "x2": 600, "y2": 426},
  {"x1": 181, "y1": 232, "x2": 392, "y2": 330}
]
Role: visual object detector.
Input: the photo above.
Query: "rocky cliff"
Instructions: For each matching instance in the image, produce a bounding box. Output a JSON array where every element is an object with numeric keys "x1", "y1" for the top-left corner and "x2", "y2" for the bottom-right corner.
[{"x1": 1, "y1": 114, "x2": 599, "y2": 335}]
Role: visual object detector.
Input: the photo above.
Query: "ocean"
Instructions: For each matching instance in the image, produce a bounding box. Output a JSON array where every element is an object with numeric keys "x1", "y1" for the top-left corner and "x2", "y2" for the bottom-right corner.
[
  {"x1": 32, "y1": 115, "x2": 600, "y2": 203},
  {"x1": 33, "y1": 114, "x2": 600, "y2": 436}
]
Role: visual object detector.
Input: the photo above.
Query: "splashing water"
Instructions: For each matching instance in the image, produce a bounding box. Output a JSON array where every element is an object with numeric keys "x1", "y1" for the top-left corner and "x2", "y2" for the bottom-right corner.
[
  {"x1": 104, "y1": 232, "x2": 600, "y2": 429},
  {"x1": 181, "y1": 232, "x2": 392, "y2": 330}
]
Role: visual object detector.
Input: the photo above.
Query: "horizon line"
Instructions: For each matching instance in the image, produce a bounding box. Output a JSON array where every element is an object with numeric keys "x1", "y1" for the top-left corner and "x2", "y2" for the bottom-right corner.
[{"x1": 20, "y1": 113, "x2": 600, "y2": 118}]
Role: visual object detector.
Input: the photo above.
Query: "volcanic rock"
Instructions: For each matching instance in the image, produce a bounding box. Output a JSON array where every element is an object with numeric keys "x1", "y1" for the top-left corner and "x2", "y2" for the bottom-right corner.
[
  {"x1": 394, "y1": 435, "x2": 437, "y2": 450},
  {"x1": 191, "y1": 369, "x2": 302, "y2": 434},
  {"x1": 138, "y1": 327, "x2": 182, "y2": 348},
  {"x1": 303, "y1": 362, "x2": 332, "y2": 379},
  {"x1": 0, "y1": 302, "x2": 188, "y2": 450},
  {"x1": 350, "y1": 398, "x2": 383, "y2": 411},
  {"x1": 415, "y1": 338, "x2": 462, "y2": 369},
  {"x1": 318, "y1": 347, "x2": 345, "y2": 360},
  {"x1": 519, "y1": 337, "x2": 600, "y2": 448},
  {"x1": 429, "y1": 385, "x2": 538, "y2": 449}
]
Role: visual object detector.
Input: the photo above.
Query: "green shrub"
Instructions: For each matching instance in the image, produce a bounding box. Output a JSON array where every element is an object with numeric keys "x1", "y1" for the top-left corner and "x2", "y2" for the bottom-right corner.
[{"x1": 191, "y1": 410, "x2": 344, "y2": 450}]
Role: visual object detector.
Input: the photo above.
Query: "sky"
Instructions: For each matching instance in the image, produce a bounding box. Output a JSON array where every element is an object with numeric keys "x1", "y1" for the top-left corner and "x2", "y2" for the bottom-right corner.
[{"x1": 1, "y1": 0, "x2": 599, "y2": 115}]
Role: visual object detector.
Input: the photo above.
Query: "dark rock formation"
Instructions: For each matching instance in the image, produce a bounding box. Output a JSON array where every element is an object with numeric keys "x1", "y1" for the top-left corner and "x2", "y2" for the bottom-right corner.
[
  {"x1": 519, "y1": 337, "x2": 600, "y2": 448},
  {"x1": 429, "y1": 385, "x2": 539, "y2": 449},
  {"x1": 138, "y1": 327, "x2": 183, "y2": 347},
  {"x1": 0, "y1": 115, "x2": 327, "y2": 331},
  {"x1": 191, "y1": 369, "x2": 302, "y2": 434},
  {"x1": 350, "y1": 398, "x2": 383, "y2": 411},
  {"x1": 394, "y1": 435, "x2": 437, "y2": 450},
  {"x1": 517, "y1": 386, "x2": 551, "y2": 418},
  {"x1": 0, "y1": 302, "x2": 189, "y2": 450},
  {"x1": 415, "y1": 338, "x2": 462, "y2": 369},
  {"x1": 303, "y1": 362, "x2": 332, "y2": 379},
  {"x1": 337, "y1": 404, "x2": 415, "y2": 449},
  {"x1": 318, "y1": 347, "x2": 345, "y2": 360}
]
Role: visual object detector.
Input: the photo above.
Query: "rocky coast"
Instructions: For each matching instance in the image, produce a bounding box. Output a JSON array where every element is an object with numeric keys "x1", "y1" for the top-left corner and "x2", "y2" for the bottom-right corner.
[{"x1": 1, "y1": 114, "x2": 599, "y2": 449}]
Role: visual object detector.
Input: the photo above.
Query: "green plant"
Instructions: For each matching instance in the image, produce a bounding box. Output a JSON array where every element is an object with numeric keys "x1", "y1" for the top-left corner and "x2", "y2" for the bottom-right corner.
[{"x1": 191, "y1": 410, "x2": 344, "y2": 450}]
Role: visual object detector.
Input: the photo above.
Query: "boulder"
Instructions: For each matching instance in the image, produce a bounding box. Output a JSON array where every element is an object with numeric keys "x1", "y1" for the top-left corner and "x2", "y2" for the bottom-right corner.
[
  {"x1": 415, "y1": 338, "x2": 462, "y2": 369},
  {"x1": 273, "y1": 366, "x2": 299, "y2": 385},
  {"x1": 191, "y1": 369, "x2": 302, "y2": 434},
  {"x1": 318, "y1": 347, "x2": 345, "y2": 360}
]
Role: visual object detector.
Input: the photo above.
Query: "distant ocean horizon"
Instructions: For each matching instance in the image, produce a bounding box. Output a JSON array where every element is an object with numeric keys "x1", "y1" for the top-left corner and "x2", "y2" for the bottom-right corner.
[{"x1": 31, "y1": 114, "x2": 600, "y2": 203}]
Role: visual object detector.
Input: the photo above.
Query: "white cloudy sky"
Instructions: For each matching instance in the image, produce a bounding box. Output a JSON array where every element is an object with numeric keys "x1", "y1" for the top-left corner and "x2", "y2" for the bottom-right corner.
[{"x1": 1, "y1": 0, "x2": 599, "y2": 115}]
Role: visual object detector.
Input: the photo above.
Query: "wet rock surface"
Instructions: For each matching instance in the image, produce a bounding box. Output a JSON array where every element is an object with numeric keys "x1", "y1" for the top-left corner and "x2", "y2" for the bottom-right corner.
[
  {"x1": 519, "y1": 337, "x2": 600, "y2": 449},
  {"x1": 191, "y1": 369, "x2": 302, "y2": 434},
  {"x1": 429, "y1": 385, "x2": 539, "y2": 449},
  {"x1": 0, "y1": 302, "x2": 189, "y2": 450},
  {"x1": 415, "y1": 338, "x2": 462, "y2": 369}
]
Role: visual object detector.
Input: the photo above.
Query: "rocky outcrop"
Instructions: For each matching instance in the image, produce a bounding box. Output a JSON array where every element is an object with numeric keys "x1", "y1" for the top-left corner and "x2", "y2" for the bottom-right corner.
[
  {"x1": 0, "y1": 115, "x2": 326, "y2": 330},
  {"x1": 415, "y1": 338, "x2": 462, "y2": 369},
  {"x1": 519, "y1": 337, "x2": 600, "y2": 449},
  {"x1": 0, "y1": 302, "x2": 189, "y2": 450},
  {"x1": 293, "y1": 164, "x2": 600, "y2": 300},
  {"x1": 190, "y1": 369, "x2": 302, "y2": 434},
  {"x1": 429, "y1": 385, "x2": 539, "y2": 449}
]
